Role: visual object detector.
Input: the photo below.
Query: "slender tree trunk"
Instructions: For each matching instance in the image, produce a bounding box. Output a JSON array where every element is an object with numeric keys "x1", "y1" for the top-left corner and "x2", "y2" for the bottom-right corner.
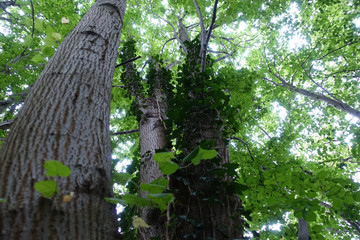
[
  {"x1": 121, "y1": 56, "x2": 169, "y2": 239},
  {"x1": 0, "y1": 0, "x2": 126, "y2": 239},
  {"x1": 137, "y1": 83, "x2": 168, "y2": 239}
]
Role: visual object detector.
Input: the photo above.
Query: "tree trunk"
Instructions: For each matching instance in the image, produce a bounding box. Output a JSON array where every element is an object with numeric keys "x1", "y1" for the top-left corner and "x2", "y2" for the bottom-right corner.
[
  {"x1": 137, "y1": 85, "x2": 168, "y2": 239},
  {"x1": 169, "y1": 109, "x2": 244, "y2": 239},
  {"x1": 121, "y1": 56, "x2": 169, "y2": 239},
  {"x1": 0, "y1": 0, "x2": 126, "y2": 239}
]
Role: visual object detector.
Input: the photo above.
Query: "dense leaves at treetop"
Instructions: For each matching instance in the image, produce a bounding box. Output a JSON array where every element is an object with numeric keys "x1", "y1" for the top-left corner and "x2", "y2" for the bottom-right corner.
[{"x1": 1, "y1": 0, "x2": 360, "y2": 239}]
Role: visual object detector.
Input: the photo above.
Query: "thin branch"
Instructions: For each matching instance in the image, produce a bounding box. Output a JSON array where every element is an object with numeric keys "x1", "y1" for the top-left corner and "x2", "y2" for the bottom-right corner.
[
  {"x1": 29, "y1": 0, "x2": 35, "y2": 37},
  {"x1": 263, "y1": 76, "x2": 360, "y2": 120},
  {"x1": 0, "y1": 120, "x2": 14, "y2": 130},
  {"x1": 231, "y1": 137, "x2": 254, "y2": 161},
  {"x1": 115, "y1": 56, "x2": 141, "y2": 68},
  {"x1": 192, "y1": 0, "x2": 205, "y2": 46},
  {"x1": 257, "y1": 125, "x2": 271, "y2": 139},
  {"x1": 213, "y1": 48, "x2": 236, "y2": 63},
  {"x1": 148, "y1": 9, "x2": 188, "y2": 54},
  {"x1": 112, "y1": 129, "x2": 139, "y2": 136},
  {"x1": 315, "y1": 41, "x2": 359, "y2": 62},
  {"x1": 263, "y1": 52, "x2": 360, "y2": 120},
  {"x1": 0, "y1": 17, "x2": 11, "y2": 22},
  {"x1": 296, "y1": 55, "x2": 341, "y2": 103},
  {"x1": 160, "y1": 37, "x2": 176, "y2": 55},
  {"x1": 201, "y1": 0, "x2": 218, "y2": 72}
]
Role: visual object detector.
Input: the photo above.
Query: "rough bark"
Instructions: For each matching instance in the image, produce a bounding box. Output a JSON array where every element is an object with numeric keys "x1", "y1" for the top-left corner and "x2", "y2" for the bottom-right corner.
[
  {"x1": 0, "y1": 0, "x2": 126, "y2": 239},
  {"x1": 137, "y1": 87, "x2": 168, "y2": 239},
  {"x1": 122, "y1": 57, "x2": 168, "y2": 239},
  {"x1": 169, "y1": 109, "x2": 244, "y2": 239}
]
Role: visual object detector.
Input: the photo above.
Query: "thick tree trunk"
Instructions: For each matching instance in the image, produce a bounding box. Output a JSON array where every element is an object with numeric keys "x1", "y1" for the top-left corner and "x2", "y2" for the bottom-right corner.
[
  {"x1": 169, "y1": 109, "x2": 244, "y2": 239},
  {"x1": 0, "y1": 0, "x2": 126, "y2": 239}
]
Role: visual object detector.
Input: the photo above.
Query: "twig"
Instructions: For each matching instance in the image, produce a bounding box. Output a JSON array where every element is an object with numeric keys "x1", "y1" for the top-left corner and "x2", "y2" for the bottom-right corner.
[
  {"x1": 115, "y1": 56, "x2": 141, "y2": 68},
  {"x1": 112, "y1": 129, "x2": 139, "y2": 136},
  {"x1": 0, "y1": 120, "x2": 14, "y2": 130},
  {"x1": 201, "y1": 0, "x2": 218, "y2": 72},
  {"x1": 231, "y1": 137, "x2": 254, "y2": 161}
]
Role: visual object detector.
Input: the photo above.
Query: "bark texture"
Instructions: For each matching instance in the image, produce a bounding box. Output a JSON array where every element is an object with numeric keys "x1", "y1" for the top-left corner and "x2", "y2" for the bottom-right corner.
[
  {"x1": 169, "y1": 110, "x2": 244, "y2": 239},
  {"x1": 0, "y1": 0, "x2": 126, "y2": 239},
  {"x1": 137, "y1": 89, "x2": 168, "y2": 239},
  {"x1": 121, "y1": 57, "x2": 168, "y2": 239}
]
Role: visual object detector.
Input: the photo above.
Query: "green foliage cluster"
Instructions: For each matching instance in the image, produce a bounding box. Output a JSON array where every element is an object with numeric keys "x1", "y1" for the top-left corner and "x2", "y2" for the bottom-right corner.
[{"x1": 166, "y1": 39, "x2": 241, "y2": 149}]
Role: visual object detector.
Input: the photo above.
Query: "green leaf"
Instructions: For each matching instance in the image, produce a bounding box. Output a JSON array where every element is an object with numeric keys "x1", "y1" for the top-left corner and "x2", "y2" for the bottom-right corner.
[
  {"x1": 24, "y1": 35, "x2": 33, "y2": 47},
  {"x1": 44, "y1": 35, "x2": 56, "y2": 46},
  {"x1": 104, "y1": 197, "x2": 126, "y2": 204},
  {"x1": 0, "y1": 198, "x2": 6, "y2": 203},
  {"x1": 353, "y1": 191, "x2": 360, "y2": 201},
  {"x1": 304, "y1": 211, "x2": 317, "y2": 222},
  {"x1": 42, "y1": 46, "x2": 55, "y2": 57},
  {"x1": 140, "y1": 177, "x2": 169, "y2": 194},
  {"x1": 35, "y1": 19, "x2": 44, "y2": 31},
  {"x1": 153, "y1": 152, "x2": 175, "y2": 162},
  {"x1": 332, "y1": 198, "x2": 343, "y2": 209},
  {"x1": 153, "y1": 152, "x2": 179, "y2": 175},
  {"x1": 121, "y1": 194, "x2": 150, "y2": 207},
  {"x1": 31, "y1": 54, "x2": 44, "y2": 63},
  {"x1": 140, "y1": 183, "x2": 167, "y2": 194},
  {"x1": 44, "y1": 160, "x2": 71, "y2": 177},
  {"x1": 183, "y1": 146, "x2": 217, "y2": 165},
  {"x1": 148, "y1": 193, "x2": 175, "y2": 211},
  {"x1": 34, "y1": 180, "x2": 58, "y2": 198},
  {"x1": 113, "y1": 172, "x2": 132, "y2": 185},
  {"x1": 51, "y1": 32, "x2": 62, "y2": 41}
]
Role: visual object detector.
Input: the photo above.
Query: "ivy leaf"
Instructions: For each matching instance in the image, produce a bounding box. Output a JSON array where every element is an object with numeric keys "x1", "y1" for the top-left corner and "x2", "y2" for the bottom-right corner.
[
  {"x1": 132, "y1": 216, "x2": 151, "y2": 228},
  {"x1": 104, "y1": 197, "x2": 126, "y2": 205},
  {"x1": 121, "y1": 194, "x2": 150, "y2": 207},
  {"x1": 184, "y1": 146, "x2": 217, "y2": 165},
  {"x1": 113, "y1": 172, "x2": 132, "y2": 185},
  {"x1": 140, "y1": 183, "x2": 167, "y2": 194},
  {"x1": 44, "y1": 160, "x2": 71, "y2": 177},
  {"x1": 140, "y1": 177, "x2": 169, "y2": 194},
  {"x1": 34, "y1": 180, "x2": 58, "y2": 198},
  {"x1": 153, "y1": 152, "x2": 179, "y2": 175},
  {"x1": 148, "y1": 193, "x2": 175, "y2": 211}
]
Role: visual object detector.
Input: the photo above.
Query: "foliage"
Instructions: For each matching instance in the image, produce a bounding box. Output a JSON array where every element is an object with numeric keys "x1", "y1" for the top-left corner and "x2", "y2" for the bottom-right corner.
[{"x1": 34, "y1": 160, "x2": 71, "y2": 198}]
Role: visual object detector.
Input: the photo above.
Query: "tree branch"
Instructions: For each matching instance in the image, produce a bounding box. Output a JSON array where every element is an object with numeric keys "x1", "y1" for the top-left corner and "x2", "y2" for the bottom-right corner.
[
  {"x1": 112, "y1": 129, "x2": 139, "y2": 136},
  {"x1": 0, "y1": 119, "x2": 14, "y2": 130},
  {"x1": 231, "y1": 137, "x2": 254, "y2": 161},
  {"x1": 201, "y1": 0, "x2": 218, "y2": 71},
  {"x1": 115, "y1": 56, "x2": 141, "y2": 68}
]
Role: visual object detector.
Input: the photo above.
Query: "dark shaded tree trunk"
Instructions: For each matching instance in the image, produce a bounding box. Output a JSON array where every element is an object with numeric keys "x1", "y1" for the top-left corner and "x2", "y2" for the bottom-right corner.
[
  {"x1": 169, "y1": 110, "x2": 244, "y2": 239},
  {"x1": 0, "y1": 0, "x2": 126, "y2": 239}
]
